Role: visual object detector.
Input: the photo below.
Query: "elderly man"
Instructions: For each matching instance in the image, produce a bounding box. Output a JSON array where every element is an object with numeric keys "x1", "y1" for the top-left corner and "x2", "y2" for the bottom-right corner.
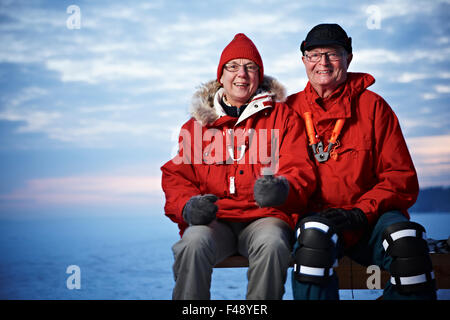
[{"x1": 287, "y1": 23, "x2": 436, "y2": 300}]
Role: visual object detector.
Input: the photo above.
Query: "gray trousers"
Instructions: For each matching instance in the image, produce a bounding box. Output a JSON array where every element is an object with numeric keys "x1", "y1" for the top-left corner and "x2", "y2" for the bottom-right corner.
[{"x1": 171, "y1": 217, "x2": 293, "y2": 300}]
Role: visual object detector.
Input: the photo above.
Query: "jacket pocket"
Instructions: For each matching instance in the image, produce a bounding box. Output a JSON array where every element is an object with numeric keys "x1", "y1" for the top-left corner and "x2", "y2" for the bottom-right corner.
[
  {"x1": 332, "y1": 136, "x2": 374, "y2": 185},
  {"x1": 197, "y1": 164, "x2": 228, "y2": 197}
]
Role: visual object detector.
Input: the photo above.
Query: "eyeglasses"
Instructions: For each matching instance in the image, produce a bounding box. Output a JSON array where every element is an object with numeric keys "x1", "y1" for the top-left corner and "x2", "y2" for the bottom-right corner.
[
  {"x1": 304, "y1": 51, "x2": 343, "y2": 63},
  {"x1": 224, "y1": 63, "x2": 259, "y2": 73}
]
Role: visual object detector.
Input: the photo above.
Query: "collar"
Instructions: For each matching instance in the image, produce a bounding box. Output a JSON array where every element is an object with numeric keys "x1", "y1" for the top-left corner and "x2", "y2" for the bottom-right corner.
[
  {"x1": 305, "y1": 80, "x2": 352, "y2": 121},
  {"x1": 213, "y1": 88, "x2": 274, "y2": 126},
  {"x1": 220, "y1": 97, "x2": 248, "y2": 118},
  {"x1": 303, "y1": 72, "x2": 376, "y2": 121}
]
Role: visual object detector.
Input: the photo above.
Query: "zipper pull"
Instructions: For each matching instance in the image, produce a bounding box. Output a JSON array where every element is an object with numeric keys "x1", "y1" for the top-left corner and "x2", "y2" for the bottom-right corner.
[{"x1": 229, "y1": 176, "x2": 235, "y2": 194}]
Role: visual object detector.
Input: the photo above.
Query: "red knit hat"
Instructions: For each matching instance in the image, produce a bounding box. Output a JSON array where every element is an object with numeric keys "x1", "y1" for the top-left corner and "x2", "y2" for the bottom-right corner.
[{"x1": 217, "y1": 33, "x2": 264, "y2": 82}]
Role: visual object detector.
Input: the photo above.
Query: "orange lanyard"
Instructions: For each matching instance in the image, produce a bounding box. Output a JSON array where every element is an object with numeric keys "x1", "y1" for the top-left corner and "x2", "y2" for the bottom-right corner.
[{"x1": 303, "y1": 112, "x2": 345, "y2": 162}]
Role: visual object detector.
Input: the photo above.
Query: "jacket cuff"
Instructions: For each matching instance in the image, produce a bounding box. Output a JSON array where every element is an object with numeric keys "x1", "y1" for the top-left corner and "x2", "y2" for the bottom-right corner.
[
  {"x1": 177, "y1": 195, "x2": 195, "y2": 222},
  {"x1": 279, "y1": 175, "x2": 307, "y2": 213},
  {"x1": 354, "y1": 203, "x2": 378, "y2": 226}
]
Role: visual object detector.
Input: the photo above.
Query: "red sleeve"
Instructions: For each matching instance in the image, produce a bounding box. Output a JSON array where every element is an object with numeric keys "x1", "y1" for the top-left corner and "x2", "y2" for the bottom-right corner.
[
  {"x1": 275, "y1": 105, "x2": 317, "y2": 213},
  {"x1": 160, "y1": 120, "x2": 201, "y2": 230},
  {"x1": 354, "y1": 97, "x2": 419, "y2": 225}
]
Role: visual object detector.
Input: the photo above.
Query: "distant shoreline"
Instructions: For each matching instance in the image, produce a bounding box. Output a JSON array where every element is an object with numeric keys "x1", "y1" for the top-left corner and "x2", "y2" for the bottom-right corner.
[{"x1": 410, "y1": 186, "x2": 450, "y2": 212}]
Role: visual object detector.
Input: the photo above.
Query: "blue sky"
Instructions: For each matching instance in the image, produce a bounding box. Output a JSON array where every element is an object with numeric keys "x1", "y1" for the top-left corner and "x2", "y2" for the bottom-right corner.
[{"x1": 0, "y1": 0, "x2": 449, "y2": 219}]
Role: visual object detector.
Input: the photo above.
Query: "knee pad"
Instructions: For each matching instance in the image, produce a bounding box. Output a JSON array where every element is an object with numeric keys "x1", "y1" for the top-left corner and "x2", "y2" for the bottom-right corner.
[
  {"x1": 293, "y1": 216, "x2": 339, "y2": 285},
  {"x1": 382, "y1": 221, "x2": 435, "y2": 294}
]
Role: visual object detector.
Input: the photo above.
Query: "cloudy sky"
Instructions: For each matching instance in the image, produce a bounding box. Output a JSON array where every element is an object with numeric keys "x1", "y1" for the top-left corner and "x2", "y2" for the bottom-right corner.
[{"x1": 0, "y1": 0, "x2": 449, "y2": 219}]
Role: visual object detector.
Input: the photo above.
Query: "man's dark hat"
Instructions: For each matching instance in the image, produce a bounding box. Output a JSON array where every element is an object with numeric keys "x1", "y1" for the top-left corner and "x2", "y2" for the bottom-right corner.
[{"x1": 300, "y1": 23, "x2": 352, "y2": 54}]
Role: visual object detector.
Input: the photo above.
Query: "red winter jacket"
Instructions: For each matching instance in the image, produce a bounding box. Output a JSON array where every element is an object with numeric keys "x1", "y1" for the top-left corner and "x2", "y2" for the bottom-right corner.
[
  {"x1": 286, "y1": 72, "x2": 419, "y2": 247},
  {"x1": 161, "y1": 76, "x2": 316, "y2": 236}
]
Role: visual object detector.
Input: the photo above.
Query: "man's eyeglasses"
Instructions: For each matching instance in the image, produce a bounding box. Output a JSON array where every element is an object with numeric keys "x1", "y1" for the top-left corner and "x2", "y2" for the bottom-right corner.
[
  {"x1": 224, "y1": 63, "x2": 259, "y2": 73},
  {"x1": 304, "y1": 51, "x2": 343, "y2": 63}
]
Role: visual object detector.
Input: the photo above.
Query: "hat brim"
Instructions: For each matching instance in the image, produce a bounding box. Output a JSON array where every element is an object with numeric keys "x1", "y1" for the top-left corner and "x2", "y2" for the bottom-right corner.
[
  {"x1": 301, "y1": 40, "x2": 352, "y2": 55},
  {"x1": 302, "y1": 39, "x2": 348, "y2": 52}
]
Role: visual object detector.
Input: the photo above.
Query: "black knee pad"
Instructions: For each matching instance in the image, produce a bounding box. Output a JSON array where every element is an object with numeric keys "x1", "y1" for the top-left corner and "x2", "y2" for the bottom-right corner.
[
  {"x1": 382, "y1": 221, "x2": 435, "y2": 294},
  {"x1": 293, "y1": 216, "x2": 339, "y2": 285}
]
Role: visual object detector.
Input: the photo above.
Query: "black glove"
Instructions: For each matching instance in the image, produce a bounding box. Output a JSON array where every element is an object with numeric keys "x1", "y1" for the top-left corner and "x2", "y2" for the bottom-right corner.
[
  {"x1": 253, "y1": 175, "x2": 289, "y2": 207},
  {"x1": 318, "y1": 208, "x2": 368, "y2": 232},
  {"x1": 182, "y1": 194, "x2": 218, "y2": 225}
]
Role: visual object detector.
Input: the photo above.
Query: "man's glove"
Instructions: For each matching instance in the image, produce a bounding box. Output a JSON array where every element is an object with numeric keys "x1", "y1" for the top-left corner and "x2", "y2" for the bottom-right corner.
[
  {"x1": 318, "y1": 208, "x2": 368, "y2": 232},
  {"x1": 254, "y1": 175, "x2": 289, "y2": 207},
  {"x1": 182, "y1": 194, "x2": 218, "y2": 225}
]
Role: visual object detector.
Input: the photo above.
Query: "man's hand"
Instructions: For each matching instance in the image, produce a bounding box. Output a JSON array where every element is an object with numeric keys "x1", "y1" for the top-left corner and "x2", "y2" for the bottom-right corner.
[
  {"x1": 318, "y1": 208, "x2": 368, "y2": 232},
  {"x1": 254, "y1": 175, "x2": 289, "y2": 207},
  {"x1": 182, "y1": 194, "x2": 218, "y2": 225}
]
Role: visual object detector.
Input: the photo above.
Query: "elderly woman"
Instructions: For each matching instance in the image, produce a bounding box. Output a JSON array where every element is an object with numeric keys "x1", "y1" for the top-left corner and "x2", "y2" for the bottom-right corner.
[{"x1": 161, "y1": 33, "x2": 316, "y2": 300}]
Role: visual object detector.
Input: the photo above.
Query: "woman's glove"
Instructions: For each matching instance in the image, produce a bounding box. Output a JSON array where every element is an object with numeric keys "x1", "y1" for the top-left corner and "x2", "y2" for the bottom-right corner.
[
  {"x1": 253, "y1": 175, "x2": 289, "y2": 207},
  {"x1": 318, "y1": 208, "x2": 368, "y2": 232},
  {"x1": 182, "y1": 194, "x2": 218, "y2": 225}
]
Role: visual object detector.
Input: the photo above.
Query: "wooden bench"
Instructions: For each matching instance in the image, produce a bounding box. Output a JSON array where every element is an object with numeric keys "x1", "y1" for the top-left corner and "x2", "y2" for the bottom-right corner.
[{"x1": 214, "y1": 253, "x2": 450, "y2": 290}]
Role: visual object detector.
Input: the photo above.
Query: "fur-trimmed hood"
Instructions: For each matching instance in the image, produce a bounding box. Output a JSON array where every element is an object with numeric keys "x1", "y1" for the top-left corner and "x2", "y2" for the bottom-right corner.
[{"x1": 190, "y1": 75, "x2": 287, "y2": 126}]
